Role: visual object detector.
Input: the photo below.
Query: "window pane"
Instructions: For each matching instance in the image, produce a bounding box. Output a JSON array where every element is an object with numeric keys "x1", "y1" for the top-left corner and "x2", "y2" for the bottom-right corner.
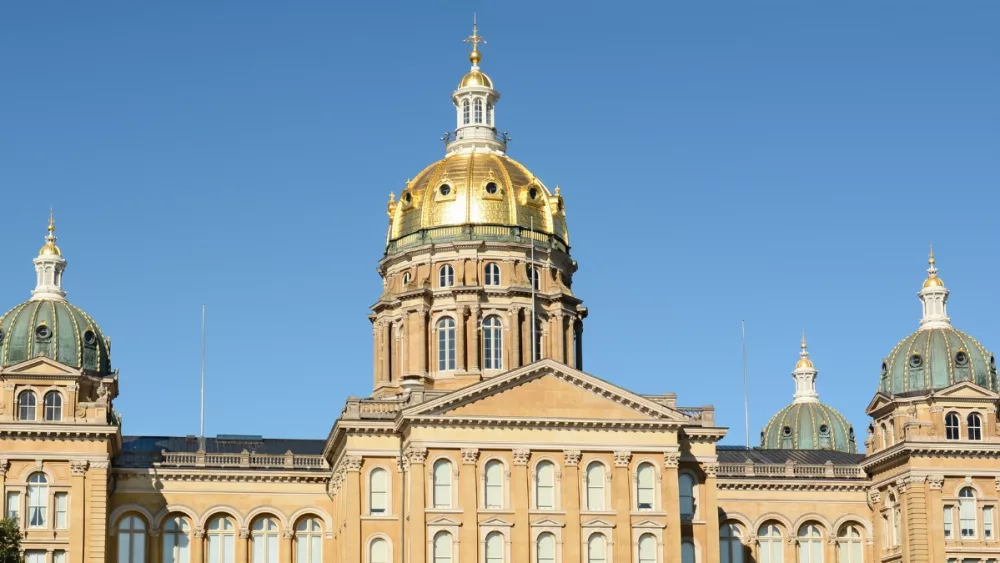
[
  {"x1": 486, "y1": 533, "x2": 503, "y2": 563},
  {"x1": 537, "y1": 533, "x2": 555, "y2": 563},
  {"x1": 371, "y1": 539, "x2": 388, "y2": 563},
  {"x1": 637, "y1": 464, "x2": 655, "y2": 508},
  {"x1": 485, "y1": 461, "x2": 503, "y2": 508},
  {"x1": 588, "y1": 534, "x2": 606, "y2": 563},
  {"x1": 586, "y1": 463, "x2": 604, "y2": 510},
  {"x1": 6, "y1": 492, "x2": 19, "y2": 521},
  {"x1": 638, "y1": 535, "x2": 656, "y2": 563},
  {"x1": 310, "y1": 536, "x2": 321, "y2": 563},
  {"x1": 55, "y1": 493, "x2": 68, "y2": 528},
  {"x1": 681, "y1": 540, "x2": 696, "y2": 563},
  {"x1": 433, "y1": 460, "x2": 452, "y2": 508}
]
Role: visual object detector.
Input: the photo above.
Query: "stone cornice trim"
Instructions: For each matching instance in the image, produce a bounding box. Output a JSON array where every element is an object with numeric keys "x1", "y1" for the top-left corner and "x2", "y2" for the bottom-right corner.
[
  {"x1": 114, "y1": 468, "x2": 329, "y2": 484},
  {"x1": 717, "y1": 479, "x2": 871, "y2": 492},
  {"x1": 0, "y1": 424, "x2": 120, "y2": 440},
  {"x1": 403, "y1": 415, "x2": 684, "y2": 431},
  {"x1": 861, "y1": 441, "x2": 1000, "y2": 470}
]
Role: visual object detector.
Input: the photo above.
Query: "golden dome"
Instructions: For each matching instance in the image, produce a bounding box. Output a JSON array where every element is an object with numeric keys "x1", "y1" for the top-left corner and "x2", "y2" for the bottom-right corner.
[
  {"x1": 459, "y1": 70, "x2": 493, "y2": 89},
  {"x1": 386, "y1": 152, "x2": 568, "y2": 252}
]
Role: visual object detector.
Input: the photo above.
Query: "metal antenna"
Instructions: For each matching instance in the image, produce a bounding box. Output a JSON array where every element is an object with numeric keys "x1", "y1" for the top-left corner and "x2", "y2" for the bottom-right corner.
[
  {"x1": 741, "y1": 320, "x2": 750, "y2": 448},
  {"x1": 200, "y1": 304, "x2": 206, "y2": 451}
]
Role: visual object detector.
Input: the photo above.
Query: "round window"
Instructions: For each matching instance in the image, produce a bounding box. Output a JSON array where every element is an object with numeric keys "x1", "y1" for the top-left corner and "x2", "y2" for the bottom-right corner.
[
  {"x1": 439, "y1": 184, "x2": 451, "y2": 196},
  {"x1": 782, "y1": 425, "x2": 792, "y2": 436},
  {"x1": 881, "y1": 362, "x2": 888, "y2": 377},
  {"x1": 403, "y1": 192, "x2": 412, "y2": 203},
  {"x1": 819, "y1": 424, "x2": 829, "y2": 434},
  {"x1": 402, "y1": 272, "x2": 411, "y2": 285},
  {"x1": 528, "y1": 187, "x2": 538, "y2": 200},
  {"x1": 84, "y1": 330, "x2": 97, "y2": 346},
  {"x1": 909, "y1": 354, "x2": 923, "y2": 368},
  {"x1": 956, "y1": 351, "x2": 969, "y2": 366},
  {"x1": 0, "y1": 328, "x2": 4, "y2": 343},
  {"x1": 485, "y1": 182, "x2": 498, "y2": 194},
  {"x1": 36, "y1": 325, "x2": 52, "y2": 339}
]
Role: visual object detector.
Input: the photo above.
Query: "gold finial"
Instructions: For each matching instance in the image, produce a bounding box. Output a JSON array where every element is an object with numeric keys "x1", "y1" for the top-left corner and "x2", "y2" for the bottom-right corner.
[
  {"x1": 39, "y1": 208, "x2": 62, "y2": 257},
  {"x1": 923, "y1": 243, "x2": 945, "y2": 289},
  {"x1": 464, "y1": 15, "x2": 486, "y2": 66},
  {"x1": 48, "y1": 207, "x2": 55, "y2": 234},
  {"x1": 929, "y1": 243, "x2": 935, "y2": 266},
  {"x1": 801, "y1": 330, "x2": 807, "y2": 351},
  {"x1": 388, "y1": 192, "x2": 395, "y2": 203},
  {"x1": 796, "y1": 330, "x2": 814, "y2": 369}
]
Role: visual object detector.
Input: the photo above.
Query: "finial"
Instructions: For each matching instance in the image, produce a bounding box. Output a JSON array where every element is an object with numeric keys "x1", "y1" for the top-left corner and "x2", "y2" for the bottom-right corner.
[
  {"x1": 795, "y1": 330, "x2": 814, "y2": 370},
  {"x1": 388, "y1": 192, "x2": 395, "y2": 203},
  {"x1": 555, "y1": 185, "x2": 561, "y2": 196},
  {"x1": 463, "y1": 15, "x2": 486, "y2": 66},
  {"x1": 801, "y1": 330, "x2": 807, "y2": 351},
  {"x1": 922, "y1": 243, "x2": 945, "y2": 289},
  {"x1": 929, "y1": 243, "x2": 935, "y2": 267},
  {"x1": 48, "y1": 207, "x2": 55, "y2": 234}
]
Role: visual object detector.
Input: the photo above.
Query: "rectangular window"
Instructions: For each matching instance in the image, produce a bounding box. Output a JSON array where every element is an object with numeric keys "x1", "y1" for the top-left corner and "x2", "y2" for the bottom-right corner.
[
  {"x1": 485, "y1": 481, "x2": 502, "y2": 509},
  {"x1": 961, "y1": 499, "x2": 976, "y2": 538},
  {"x1": 5, "y1": 492, "x2": 19, "y2": 521},
  {"x1": 25, "y1": 551, "x2": 46, "y2": 563},
  {"x1": 944, "y1": 505, "x2": 954, "y2": 538},
  {"x1": 55, "y1": 492, "x2": 68, "y2": 529},
  {"x1": 54, "y1": 552, "x2": 66, "y2": 563},
  {"x1": 985, "y1": 507, "x2": 994, "y2": 539}
]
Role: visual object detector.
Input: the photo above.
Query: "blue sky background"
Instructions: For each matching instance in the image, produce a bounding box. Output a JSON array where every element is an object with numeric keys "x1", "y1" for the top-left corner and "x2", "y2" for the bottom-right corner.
[{"x1": 2, "y1": 2, "x2": 998, "y2": 447}]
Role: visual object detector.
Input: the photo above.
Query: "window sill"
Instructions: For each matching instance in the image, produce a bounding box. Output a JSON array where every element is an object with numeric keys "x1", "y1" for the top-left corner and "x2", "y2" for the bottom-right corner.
[
  {"x1": 529, "y1": 510, "x2": 566, "y2": 516},
  {"x1": 361, "y1": 515, "x2": 397, "y2": 521},
  {"x1": 425, "y1": 508, "x2": 463, "y2": 514},
  {"x1": 631, "y1": 511, "x2": 667, "y2": 517}
]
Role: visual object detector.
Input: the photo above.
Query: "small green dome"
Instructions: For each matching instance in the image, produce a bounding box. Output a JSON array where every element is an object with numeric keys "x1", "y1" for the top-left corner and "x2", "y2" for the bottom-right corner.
[
  {"x1": 880, "y1": 326, "x2": 996, "y2": 396},
  {"x1": 761, "y1": 402, "x2": 857, "y2": 453},
  {"x1": 0, "y1": 299, "x2": 111, "y2": 375}
]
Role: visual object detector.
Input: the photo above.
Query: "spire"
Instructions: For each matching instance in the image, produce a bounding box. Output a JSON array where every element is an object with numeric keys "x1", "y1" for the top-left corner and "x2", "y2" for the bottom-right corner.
[
  {"x1": 31, "y1": 210, "x2": 68, "y2": 301},
  {"x1": 464, "y1": 15, "x2": 485, "y2": 68},
  {"x1": 792, "y1": 331, "x2": 819, "y2": 404},
  {"x1": 448, "y1": 18, "x2": 505, "y2": 155},
  {"x1": 918, "y1": 245, "x2": 950, "y2": 329}
]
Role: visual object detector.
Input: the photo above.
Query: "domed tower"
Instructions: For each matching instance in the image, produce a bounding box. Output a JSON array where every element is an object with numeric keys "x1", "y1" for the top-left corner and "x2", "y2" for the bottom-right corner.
[
  {"x1": 878, "y1": 248, "x2": 997, "y2": 395},
  {"x1": 370, "y1": 23, "x2": 586, "y2": 395},
  {"x1": 761, "y1": 334, "x2": 857, "y2": 453}
]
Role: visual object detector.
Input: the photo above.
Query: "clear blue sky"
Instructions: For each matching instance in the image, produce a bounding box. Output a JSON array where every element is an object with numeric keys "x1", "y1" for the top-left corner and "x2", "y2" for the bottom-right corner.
[{"x1": 2, "y1": 2, "x2": 998, "y2": 447}]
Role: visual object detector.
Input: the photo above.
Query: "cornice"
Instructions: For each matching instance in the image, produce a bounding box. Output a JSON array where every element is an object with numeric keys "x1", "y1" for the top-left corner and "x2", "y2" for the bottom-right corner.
[
  {"x1": 403, "y1": 415, "x2": 685, "y2": 431},
  {"x1": 114, "y1": 468, "x2": 329, "y2": 484},
  {"x1": 0, "y1": 424, "x2": 120, "y2": 440},
  {"x1": 717, "y1": 479, "x2": 871, "y2": 492},
  {"x1": 861, "y1": 441, "x2": 1000, "y2": 471}
]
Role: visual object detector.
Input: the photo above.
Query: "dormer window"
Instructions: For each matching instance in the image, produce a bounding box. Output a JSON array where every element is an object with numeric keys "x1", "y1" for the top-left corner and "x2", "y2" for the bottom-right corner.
[
  {"x1": 945, "y1": 412, "x2": 961, "y2": 440},
  {"x1": 956, "y1": 351, "x2": 969, "y2": 366},
  {"x1": 36, "y1": 324, "x2": 52, "y2": 340},
  {"x1": 968, "y1": 413, "x2": 982, "y2": 440}
]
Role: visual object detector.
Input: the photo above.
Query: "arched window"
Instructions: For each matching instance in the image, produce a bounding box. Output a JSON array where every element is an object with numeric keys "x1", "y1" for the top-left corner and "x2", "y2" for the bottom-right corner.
[
  {"x1": 837, "y1": 525, "x2": 863, "y2": 563},
  {"x1": 484, "y1": 263, "x2": 501, "y2": 286},
  {"x1": 462, "y1": 100, "x2": 470, "y2": 125},
  {"x1": 960, "y1": 487, "x2": 977, "y2": 538},
  {"x1": 679, "y1": 473, "x2": 696, "y2": 518},
  {"x1": 162, "y1": 516, "x2": 190, "y2": 563},
  {"x1": 798, "y1": 524, "x2": 823, "y2": 563},
  {"x1": 585, "y1": 462, "x2": 605, "y2": 510},
  {"x1": 117, "y1": 516, "x2": 147, "y2": 563},
  {"x1": 483, "y1": 315, "x2": 503, "y2": 370},
  {"x1": 474, "y1": 99, "x2": 483, "y2": 123},
  {"x1": 587, "y1": 534, "x2": 607, "y2": 563},
  {"x1": 18, "y1": 391, "x2": 36, "y2": 421},
  {"x1": 527, "y1": 266, "x2": 540, "y2": 291},
  {"x1": 535, "y1": 461, "x2": 555, "y2": 509},
  {"x1": 536, "y1": 533, "x2": 556, "y2": 563},
  {"x1": 638, "y1": 533, "x2": 657, "y2": 563},
  {"x1": 432, "y1": 459, "x2": 453, "y2": 508},
  {"x1": 206, "y1": 516, "x2": 236, "y2": 563},
  {"x1": 369, "y1": 468, "x2": 388, "y2": 514},
  {"x1": 968, "y1": 413, "x2": 982, "y2": 440},
  {"x1": 439, "y1": 264, "x2": 455, "y2": 288},
  {"x1": 251, "y1": 518, "x2": 280, "y2": 563},
  {"x1": 484, "y1": 460, "x2": 503, "y2": 509},
  {"x1": 485, "y1": 532, "x2": 504, "y2": 563},
  {"x1": 437, "y1": 318, "x2": 456, "y2": 372},
  {"x1": 43, "y1": 391, "x2": 62, "y2": 421},
  {"x1": 27, "y1": 473, "x2": 47, "y2": 528},
  {"x1": 486, "y1": 102, "x2": 493, "y2": 126},
  {"x1": 885, "y1": 493, "x2": 901, "y2": 547},
  {"x1": 945, "y1": 412, "x2": 961, "y2": 440},
  {"x1": 720, "y1": 523, "x2": 744, "y2": 563},
  {"x1": 636, "y1": 463, "x2": 655, "y2": 510},
  {"x1": 681, "y1": 539, "x2": 696, "y2": 563},
  {"x1": 294, "y1": 518, "x2": 322, "y2": 563},
  {"x1": 369, "y1": 538, "x2": 389, "y2": 563},
  {"x1": 758, "y1": 524, "x2": 783, "y2": 563},
  {"x1": 432, "y1": 531, "x2": 452, "y2": 563},
  {"x1": 879, "y1": 423, "x2": 887, "y2": 449}
]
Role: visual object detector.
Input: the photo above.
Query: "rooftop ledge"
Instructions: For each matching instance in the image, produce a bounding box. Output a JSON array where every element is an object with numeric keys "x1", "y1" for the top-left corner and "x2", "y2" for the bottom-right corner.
[
  {"x1": 718, "y1": 459, "x2": 866, "y2": 480},
  {"x1": 386, "y1": 224, "x2": 569, "y2": 255}
]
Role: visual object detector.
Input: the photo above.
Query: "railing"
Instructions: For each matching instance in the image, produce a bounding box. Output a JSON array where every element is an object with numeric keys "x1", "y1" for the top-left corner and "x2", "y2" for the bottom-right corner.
[
  {"x1": 157, "y1": 450, "x2": 328, "y2": 470},
  {"x1": 387, "y1": 224, "x2": 569, "y2": 254},
  {"x1": 442, "y1": 127, "x2": 510, "y2": 146},
  {"x1": 342, "y1": 397, "x2": 407, "y2": 420},
  {"x1": 717, "y1": 460, "x2": 866, "y2": 480},
  {"x1": 676, "y1": 406, "x2": 715, "y2": 427}
]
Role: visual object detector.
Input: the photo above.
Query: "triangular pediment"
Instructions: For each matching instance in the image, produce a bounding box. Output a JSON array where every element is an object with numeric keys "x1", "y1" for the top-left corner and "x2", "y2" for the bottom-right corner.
[
  {"x1": 426, "y1": 516, "x2": 462, "y2": 526},
  {"x1": 581, "y1": 517, "x2": 616, "y2": 528},
  {"x1": 633, "y1": 518, "x2": 666, "y2": 529},
  {"x1": 480, "y1": 516, "x2": 513, "y2": 527},
  {"x1": 1, "y1": 356, "x2": 81, "y2": 377},
  {"x1": 530, "y1": 517, "x2": 565, "y2": 528},
  {"x1": 933, "y1": 381, "x2": 999, "y2": 400},
  {"x1": 405, "y1": 360, "x2": 688, "y2": 423},
  {"x1": 865, "y1": 391, "x2": 894, "y2": 415}
]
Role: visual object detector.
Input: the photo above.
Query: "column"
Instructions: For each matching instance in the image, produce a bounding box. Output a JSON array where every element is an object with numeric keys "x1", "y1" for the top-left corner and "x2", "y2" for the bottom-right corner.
[
  {"x1": 508, "y1": 308, "x2": 521, "y2": 369},
  {"x1": 459, "y1": 450, "x2": 479, "y2": 563},
  {"x1": 575, "y1": 321, "x2": 584, "y2": 370},
  {"x1": 191, "y1": 528, "x2": 205, "y2": 563},
  {"x1": 550, "y1": 313, "x2": 565, "y2": 364},
  {"x1": 372, "y1": 322, "x2": 380, "y2": 387},
  {"x1": 565, "y1": 318, "x2": 575, "y2": 368},
  {"x1": 148, "y1": 532, "x2": 161, "y2": 563},
  {"x1": 280, "y1": 530, "x2": 294, "y2": 563},
  {"x1": 380, "y1": 322, "x2": 391, "y2": 384},
  {"x1": 900, "y1": 476, "x2": 928, "y2": 561},
  {"x1": 521, "y1": 311, "x2": 532, "y2": 365},
  {"x1": 512, "y1": 450, "x2": 531, "y2": 563},
  {"x1": 562, "y1": 452, "x2": 582, "y2": 563},
  {"x1": 69, "y1": 460, "x2": 87, "y2": 563},
  {"x1": 407, "y1": 448, "x2": 428, "y2": 563},
  {"x1": 662, "y1": 452, "x2": 682, "y2": 563},
  {"x1": 344, "y1": 456, "x2": 363, "y2": 563},
  {"x1": 0, "y1": 460, "x2": 8, "y2": 517},
  {"x1": 456, "y1": 307, "x2": 467, "y2": 372},
  {"x1": 928, "y1": 475, "x2": 946, "y2": 563},
  {"x1": 237, "y1": 529, "x2": 250, "y2": 563},
  {"x1": 394, "y1": 323, "x2": 404, "y2": 383},
  {"x1": 467, "y1": 306, "x2": 480, "y2": 372},
  {"x1": 702, "y1": 462, "x2": 721, "y2": 563},
  {"x1": 613, "y1": 452, "x2": 632, "y2": 563}
]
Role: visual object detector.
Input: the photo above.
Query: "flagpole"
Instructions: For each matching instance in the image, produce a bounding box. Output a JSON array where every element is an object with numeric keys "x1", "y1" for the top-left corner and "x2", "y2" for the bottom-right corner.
[
  {"x1": 530, "y1": 218, "x2": 536, "y2": 363},
  {"x1": 200, "y1": 304, "x2": 206, "y2": 451}
]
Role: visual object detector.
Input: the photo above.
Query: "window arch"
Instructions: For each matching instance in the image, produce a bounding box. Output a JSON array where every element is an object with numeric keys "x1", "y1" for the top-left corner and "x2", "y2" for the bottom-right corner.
[
  {"x1": 484, "y1": 262, "x2": 501, "y2": 286},
  {"x1": 117, "y1": 515, "x2": 147, "y2": 563},
  {"x1": 43, "y1": 391, "x2": 62, "y2": 421},
  {"x1": 967, "y1": 413, "x2": 982, "y2": 440},
  {"x1": 437, "y1": 317, "x2": 456, "y2": 372},
  {"x1": 369, "y1": 468, "x2": 388, "y2": 514},
  {"x1": 462, "y1": 100, "x2": 470, "y2": 125},
  {"x1": 536, "y1": 532, "x2": 556, "y2": 563},
  {"x1": 18, "y1": 391, "x2": 36, "y2": 421},
  {"x1": 527, "y1": 266, "x2": 541, "y2": 291},
  {"x1": 535, "y1": 460, "x2": 556, "y2": 510},
  {"x1": 483, "y1": 315, "x2": 503, "y2": 370},
  {"x1": 162, "y1": 516, "x2": 191, "y2": 563},
  {"x1": 251, "y1": 517, "x2": 280, "y2": 563},
  {"x1": 206, "y1": 516, "x2": 236, "y2": 563},
  {"x1": 945, "y1": 412, "x2": 961, "y2": 440},
  {"x1": 432, "y1": 531, "x2": 453, "y2": 563},
  {"x1": 837, "y1": 524, "x2": 863, "y2": 563},
  {"x1": 439, "y1": 264, "x2": 455, "y2": 288},
  {"x1": 485, "y1": 532, "x2": 504, "y2": 563},
  {"x1": 585, "y1": 462, "x2": 606, "y2": 511},
  {"x1": 797, "y1": 524, "x2": 823, "y2": 563},
  {"x1": 720, "y1": 522, "x2": 744, "y2": 563},
  {"x1": 484, "y1": 460, "x2": 504, "y2": 509},
  {"x1": 474, "y1": 99, "x2": 483, "y2": 124},
  {"x1": 295, "y1": 518, "x2": 322, "y2": 563},
  {"x1": 636, "y1": 462, "x2": 656, "y2": 510},
  {"x1": 758, "y1": 524, "x2": 783, "y2": 563},
  {"x1": 587, "y1": 533, "x2": 607, "y2": 563},
  {"x1": 638, "y1": 533, "x2": 657, "y2": 563},
  {"x1": 679, "y1": 473, "x2": 696, "y2": 518},
  {"x1": 368, "y1": 537, "x2": 389, "y2": 563},
  {"x1": 960, "y1": 487, "x2": 977, "y2": 538},
  {"x1": 432, "y1": 459, "x2": 453, "y2": 508},
  {"x1": 27, "y1": 472, "x2": 47, "y2": 528}
]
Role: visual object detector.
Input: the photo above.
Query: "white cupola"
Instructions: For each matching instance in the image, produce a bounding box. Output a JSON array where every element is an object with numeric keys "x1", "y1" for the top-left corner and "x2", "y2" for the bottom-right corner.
[
  {"x1": 31, "y1": 211, "x2": 68, "y2": 301},
  {"x1": 446, "y1": 20, "x2": 507, "y2": 155},
  {"x1": 792, "y1": 332, "x2": 820, "y2": 404},
  {"x1": 918, "y1": 246, "x2": 950, "y2": 329}
]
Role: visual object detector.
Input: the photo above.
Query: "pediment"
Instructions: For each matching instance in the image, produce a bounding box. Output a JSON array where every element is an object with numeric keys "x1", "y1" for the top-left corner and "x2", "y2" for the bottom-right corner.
[
  {"x1": 426, "y1": 516, "x2": 462, "y2": 526},
  {"x1": 404, "y1": 359, "x2": 688, "y2": 423},
  {"x1": 933, "y1": 381, "x2": 999, "y2": 400},
  {"x1": 866, "y1": 391, "x2": 895, "y2": 415},
  {"x1": 581, "y1": 517, "x2": 616, "y2": 528},
  {"x1": 1, "y1": 356, "x2": 80, "y2": 377},
  {"x1": 633, "y1": 518, "x2": 666, "y2": 529},
  {"x1": 480, "y1": 516, "x2": 513, "y2": 527},
  {"x1": 530, "y1": 517, "x2": 565, "y2": 528}
]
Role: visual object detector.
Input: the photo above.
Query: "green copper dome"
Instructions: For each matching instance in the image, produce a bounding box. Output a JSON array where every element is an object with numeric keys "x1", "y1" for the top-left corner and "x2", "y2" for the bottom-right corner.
[
  {"x1": 761, "y1": 401, "x2": 857, "y2": 453},
  {"x1": 880, "y1": 326, "x2": 996, "y2": 396},
  {"x1": 0, "y1": 299, "x2": 111, "y2": 375}
]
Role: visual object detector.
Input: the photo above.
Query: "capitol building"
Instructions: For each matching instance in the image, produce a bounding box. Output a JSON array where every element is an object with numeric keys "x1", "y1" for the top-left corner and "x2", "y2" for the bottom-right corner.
[{"x1": 2, "y1": 24, "x2": 999, "y2": 563}]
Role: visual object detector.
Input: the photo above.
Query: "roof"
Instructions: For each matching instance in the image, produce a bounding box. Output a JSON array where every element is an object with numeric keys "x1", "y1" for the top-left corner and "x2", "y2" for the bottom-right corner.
[
  {"x1": 117, "y1": 435, "x2": 327, "y2": 469},
  {"x1": 717, "y1": 446, "x2": 865, "y2": 466}
]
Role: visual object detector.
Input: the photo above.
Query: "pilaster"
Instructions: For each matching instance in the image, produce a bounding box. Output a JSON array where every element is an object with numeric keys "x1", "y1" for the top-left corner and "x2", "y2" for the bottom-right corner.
[
  {"x1": 662, "y1": 452, "x2": 681, "y2": 563},
  {"x1": 280, "y1": 529, "x2": 294, "y2": 563},
  {"x1": 191, "y1": 528, "x2": 205, "y2": 563},
  {"x1": 343, "y1": 456, "x2": 363, "y2": 563},
  {"x1": 550, "y1": 312, "x2": 565, "y2": 364},
  {"x1": 456, "y1": 307, "x2": 467, "y2": 372},
  {"x1": 380, "y1": 321, "x2": 391, "y2": 384},
  {"x1": 406, "y1": 447, "x2": 428, "y2": 563},
  {"x1": 613, "y1": 451, "x2": 631, "y2": 563},
  {"x1": 512, "y1": 449, "x2": 531, "y2": 563},
  {"x1": 902, "y1": 476, "x2": 929, "y2": 561},
  {"x1": 69, "y1": 461, "x2": 87, "y2": 563},
  {"x1": 564, "y1": 318, "x2": 575, "y2": 368},
  {"x1": 468, "y1": 306, "x2": 480, "y2": 371},
  {"x1": 237, "y1": 529, "x2": 249, "y2": 563},
  {"x1": 0, "y1": 459, "x2": 8, "y2": 513},
  {"x1": 148, "y1": 530, "x2": 161, "y2": 563},
  {"x1": 86, "y1": 461, "x2": 109, "y2": 563},
  {"x1": 702, "y1": 462, "x2": 721, "y2": 563},
  {"x1": 563, "y1": 451, "x2": 582, "y2": 563},
  {"x1": 508, "y1": 308, "x2": 521, "y2": 369},
  {"x1": 459, "y1": 449, "x2": 479, "y2": 563}
]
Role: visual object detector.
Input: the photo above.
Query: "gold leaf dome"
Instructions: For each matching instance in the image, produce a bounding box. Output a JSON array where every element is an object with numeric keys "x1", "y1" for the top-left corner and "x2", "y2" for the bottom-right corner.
[
  {"x1": 386, "y1": 152, "x2": 568, "y2": 253},
  {"x1": 459, "y1": 70, "x2": 493, "y2": 89}
]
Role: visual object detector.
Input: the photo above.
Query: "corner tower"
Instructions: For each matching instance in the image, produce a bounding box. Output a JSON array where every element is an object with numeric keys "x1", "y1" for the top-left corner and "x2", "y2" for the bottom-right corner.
[{"x1": 370, "y1": 22, "x2": 586, "y2": 395}]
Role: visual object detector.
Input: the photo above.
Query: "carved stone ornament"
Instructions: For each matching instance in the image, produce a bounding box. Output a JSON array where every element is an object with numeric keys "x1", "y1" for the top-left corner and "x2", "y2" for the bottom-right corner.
[
  {"x1": 512, "y1": 449, "x2": 531, "y2": 465},
  {"x1": 868, "y1": 488, "x2": 881, "y2": 504},
  {"x1": 70, "y1": 460, "x2": 90, "y2": 476},
  {"x1": 563, "y1": 450, "x2": 582, "y2": 467},
  {"x1": 342, "y1": 455, "x2": 363, "y2": 472},
  {"x1": 193, "y1": 527, "x2": 206, "y2": 539},
  {"x1": 663, "y1": 452, "x2": 680, "y2": 469},
  {"x1": 239, "y1": 529, "x2": 250, "y2": 540},
  {"x1": 282, "y1": 529, "x2": 294, "y2": 540},
  {"x1": 461, "y1": 448, "x2": 480, "y2": 465},
  {"x1": 0, "y1": 459, "x2": 8, "y2": 476},
  {"x1": 895, "y1": 477, "x2": 908, "y2": 494},
  {"x1": 928, "y1": 475, "x2": 944, "y2": 490},
  {"x1": 703, "y1": 463, "x2": 719, "y2": 478},
  {"x1": 613, "y1": 451, "x2": 632, "y2": 468},
  {"x1": 405, "y1": 447, "x2": 428, "y2": 464}
]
